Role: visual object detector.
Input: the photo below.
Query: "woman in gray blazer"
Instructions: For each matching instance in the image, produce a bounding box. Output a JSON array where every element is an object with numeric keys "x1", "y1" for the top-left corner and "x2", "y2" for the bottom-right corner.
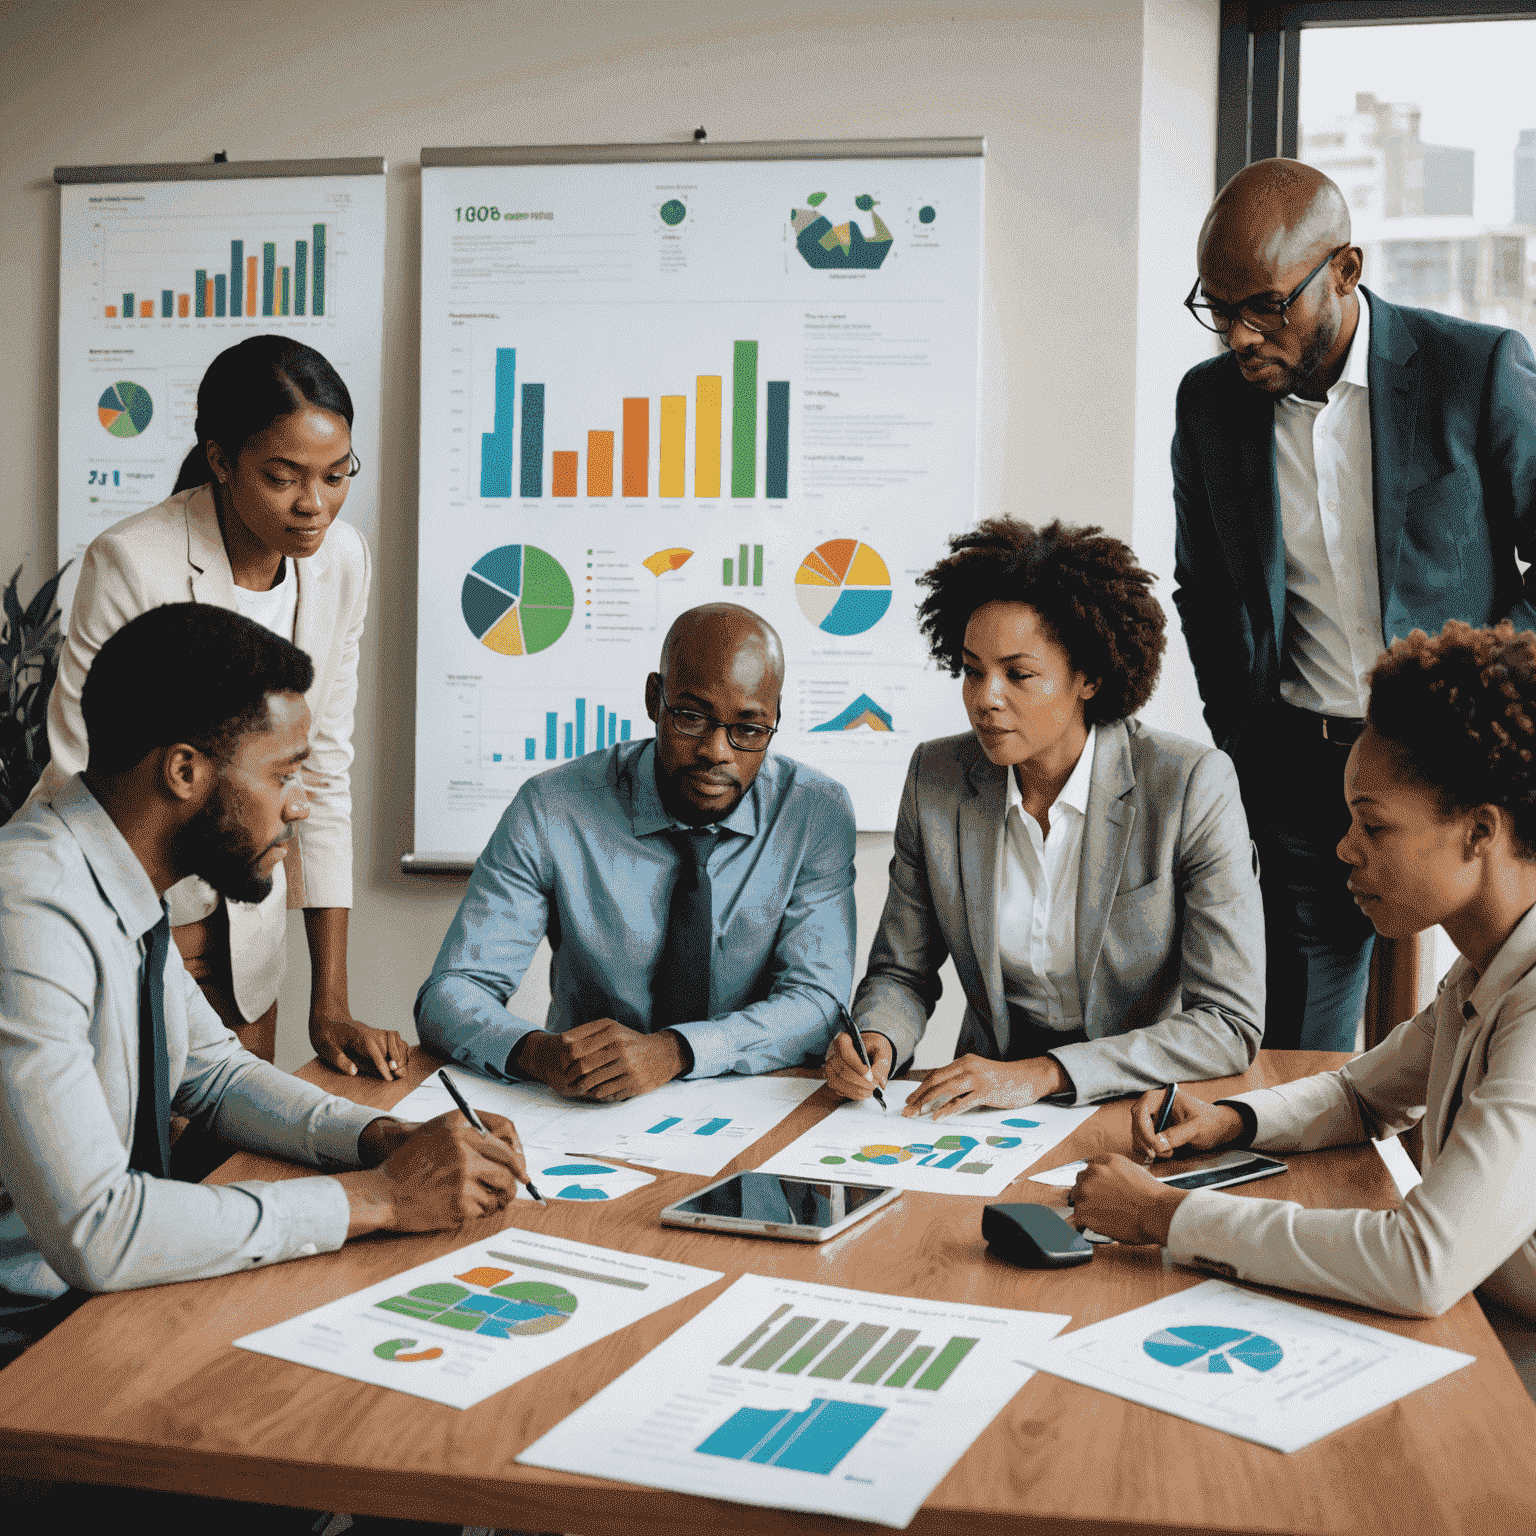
[
  {"x1": 827, "y1": 518, "x2": 1264, "y2": 1114},
  {"x1": 1075, "y1": 621, "x2": 1536, "y2": 1387}
]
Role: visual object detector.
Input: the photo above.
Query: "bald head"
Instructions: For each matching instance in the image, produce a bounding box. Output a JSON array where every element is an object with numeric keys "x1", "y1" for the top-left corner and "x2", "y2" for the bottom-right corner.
[
  {"x1": 1199, "y1": 159, "x2": 1351, "y2": 277},
  {"x1": 658, "y1": 603, "x2": 785, "y2": 694}
]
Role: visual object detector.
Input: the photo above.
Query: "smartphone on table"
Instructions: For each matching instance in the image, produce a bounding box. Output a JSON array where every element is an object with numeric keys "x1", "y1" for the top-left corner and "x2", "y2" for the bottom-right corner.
[{"x1": 660, "y1": 1171, "x2": 900, "y2": 1242}]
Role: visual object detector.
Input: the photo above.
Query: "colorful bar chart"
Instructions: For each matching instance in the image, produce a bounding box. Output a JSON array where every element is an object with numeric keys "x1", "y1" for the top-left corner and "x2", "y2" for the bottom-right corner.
[
  {"x1": 722, "y1": 545, "x2": 764, "y2": 588},
  {"x1": 530, "y1": 696, "x2": 632, "y2": 761},
  {"x1": 105, "y1": 225, "x2": 327, "y2": 322},
  {"x1": 697, "y1": 1399, "x2": 886, "y2": 1476},
  {"x1": 473, "y1": 345, "x2": 787, "y2": 500},
  {"x1": 716, "y1": 1306, "x2": 979, "y2": 1391}
]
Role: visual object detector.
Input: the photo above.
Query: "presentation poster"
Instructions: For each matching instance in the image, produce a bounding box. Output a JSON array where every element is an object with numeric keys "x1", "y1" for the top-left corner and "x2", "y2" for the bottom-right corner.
[
  {"x1": 57, "y1": 166, "x2": 387, "y2": 620},
  {"x1": 415, "y1": 149, "x2": 982, "y2": 852}
]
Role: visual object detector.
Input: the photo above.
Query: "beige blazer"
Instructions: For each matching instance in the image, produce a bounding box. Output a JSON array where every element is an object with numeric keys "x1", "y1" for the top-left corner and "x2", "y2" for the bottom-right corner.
[
  {"x1": 853, "y1": 721, "x2": 1265, "y2": 1102},
  {"x1": 33, "y1": 486, "x2": 370, "y2": 1020},
  {"x1": 1168, "y1": 903, "x2": 1536, "y2": 1322}
]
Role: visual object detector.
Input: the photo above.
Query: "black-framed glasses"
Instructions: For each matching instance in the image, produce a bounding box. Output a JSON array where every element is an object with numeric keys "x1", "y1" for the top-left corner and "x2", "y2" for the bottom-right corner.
[
  {"x1": 660, "y1": 691, "x2": 778, "y2": 753},
  {"x1": 1184, "y1": 244, "x2": 1349, "y2": 335}
]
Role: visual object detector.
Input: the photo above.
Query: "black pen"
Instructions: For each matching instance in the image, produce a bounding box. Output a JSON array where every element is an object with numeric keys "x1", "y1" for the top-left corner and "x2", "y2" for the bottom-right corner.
[
  {"x1": 1153, "y1": 1082, "x2": 1179, "y2": 1135},
  {"x1": 437, "y1": 1068, "x2": 545, "y2": 1206},
  {"x1": 838, "y1": 1004, "x2": 887, "y2": 1112}
]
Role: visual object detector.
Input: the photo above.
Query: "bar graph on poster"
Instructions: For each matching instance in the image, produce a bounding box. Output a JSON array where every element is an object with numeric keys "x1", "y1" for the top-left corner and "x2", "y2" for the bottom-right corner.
[
  {"x1": 414, "y1": 147, "x2": 982, "y2": 855},
  {"x1": 56, "y1": 166, "x2": 386, "y2": 620}
]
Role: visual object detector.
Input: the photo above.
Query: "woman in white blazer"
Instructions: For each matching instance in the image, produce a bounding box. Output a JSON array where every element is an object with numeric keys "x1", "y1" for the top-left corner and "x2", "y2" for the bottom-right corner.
[
  {"x1": 37, "y1": 337, "x2": 405, "y2": 1079},
  {"x1": 827, "y1": 518, "x2": 1265, "y2": 1113},
  {"x1": 1075, "y1": 620, "x2": 1536, "y2": 1388}
]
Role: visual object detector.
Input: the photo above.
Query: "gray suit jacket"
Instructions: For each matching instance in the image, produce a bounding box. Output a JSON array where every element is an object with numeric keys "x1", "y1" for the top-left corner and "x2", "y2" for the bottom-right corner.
[{"x1": 853, "y1": 720, "x2": 1265, "y2": 1102}]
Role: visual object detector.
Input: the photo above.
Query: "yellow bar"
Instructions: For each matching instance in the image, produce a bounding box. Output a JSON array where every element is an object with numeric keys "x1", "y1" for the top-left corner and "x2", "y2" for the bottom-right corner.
[
  {"x1": 660, "y1": 395, "x2": 686, "y2": 498},
  {"x1": 695, "y1": 376, "x2": 721, "y2": 498}
]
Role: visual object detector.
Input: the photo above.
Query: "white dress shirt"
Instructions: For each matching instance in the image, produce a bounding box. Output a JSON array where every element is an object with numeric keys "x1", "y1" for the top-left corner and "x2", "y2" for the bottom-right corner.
[
  {"x1": 996, "y1": 726, "x2": 1096, "y2": 1031},
  {"x1": 1275, "y1": 290, "x2": 1383, "y2": 718}
]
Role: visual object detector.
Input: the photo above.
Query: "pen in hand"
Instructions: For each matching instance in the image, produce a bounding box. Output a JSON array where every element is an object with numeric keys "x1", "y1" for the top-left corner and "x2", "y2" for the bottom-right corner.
[
  {"x1": 1147, "y1": 1081, "x2": 1178, "y2": 1162},
  {"x1": 838, "y1": 1005, "x2": 887, "y2": 1112},
  {"x1": 437, "y1": 1068, "x2": 546, "y2": 1206}
]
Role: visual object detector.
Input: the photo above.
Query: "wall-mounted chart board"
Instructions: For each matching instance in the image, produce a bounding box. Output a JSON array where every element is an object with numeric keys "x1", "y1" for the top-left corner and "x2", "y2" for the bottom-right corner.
[
  {"x1": 55, "y1": 157, "x2": 387, "y2": 621},
  {"x1": 411, "y1": 138, "x2": 982, "y2": 860}
]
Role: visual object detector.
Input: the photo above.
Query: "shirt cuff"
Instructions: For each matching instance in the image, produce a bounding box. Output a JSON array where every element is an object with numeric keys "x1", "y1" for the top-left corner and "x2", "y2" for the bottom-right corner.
[
  {"x1": 1213, "y1": 1098, "x2": 1260, "y2": 1149},
  {"x1": 1163, "y1": 1188, "x2": 1245, "y2": 1281},
  {"x1": 311, "y1": 1098, "x2": 391, "y2": 1171},
  {"x1": 671, "y1": 1020, "x2": 729, "y2": 1079},
  {"x1": 246, "y1": 1172, "x2": 356, "y2": 1259}
]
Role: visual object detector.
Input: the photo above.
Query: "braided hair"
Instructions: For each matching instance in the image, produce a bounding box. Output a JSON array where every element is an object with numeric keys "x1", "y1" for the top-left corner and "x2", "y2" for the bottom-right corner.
[
  {"x1": 1368, "y1": 620, "x2": 1536, "y2": 858},
  {"x1": 915, "y1": 518, "x2": 1166, "y2": 725}
]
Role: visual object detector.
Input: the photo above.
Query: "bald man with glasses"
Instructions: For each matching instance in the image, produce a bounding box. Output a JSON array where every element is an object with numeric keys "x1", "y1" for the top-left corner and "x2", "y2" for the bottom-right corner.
[
  {"x1": 1172, "y1": 157, "x2": 1536, "y2": 1051},
  {"x1": 417, "y1": 603, "x2": 856, "y2": 1098}
]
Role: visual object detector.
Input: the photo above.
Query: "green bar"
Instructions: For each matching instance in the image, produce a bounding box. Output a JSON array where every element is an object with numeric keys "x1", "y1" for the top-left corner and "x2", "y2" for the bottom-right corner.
[
  {"x1": 853, "y1": 1328, "x2": 922, "y2": 1385},
  {"x1": 884, "y1": 1344, "x2": 933, "y2": 1387},
  {"x1": 742, "y1": 1315, "x2": 819, "y2": 1371},
  {"x1": 914, "y1": 1336, "x2": 979, "y2": 1391},
  {"x1": 752, "y1": 544, "x2": 763, "y2": 585},
  {"x1": 731, "y1": 339, "x2": 757, "y2": 497},
  {"x1": 280, "y1": 267, "x2": 290, "y2": 316},
  {"x1": 312, "y1": 223, "x2": 326, "y2": 315},
  {"x1": 738, "y1": 543, "x2": 749, "y2": 587},
  {"x1": 778, "y1": 1320, "x2": 847, "y2": 1375},
  {"x1": 718, "y1": 1303, "x2": 792, "y2": 1365},
  {"x1": 808, "y1": 1322, "x2": 886, "y2": 1381},
  {"x1": 722, "y1": 557, "x2": 733, "y2": 586}
]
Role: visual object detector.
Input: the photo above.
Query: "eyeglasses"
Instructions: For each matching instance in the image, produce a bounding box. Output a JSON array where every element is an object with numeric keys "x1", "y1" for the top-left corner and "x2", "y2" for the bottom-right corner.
[
  {"x1": 1184, "y1": 244, "x2": 1349, "y2": 335},
  {"x1": 661, "y1": 692, "x2": 778, "y2": 753}
]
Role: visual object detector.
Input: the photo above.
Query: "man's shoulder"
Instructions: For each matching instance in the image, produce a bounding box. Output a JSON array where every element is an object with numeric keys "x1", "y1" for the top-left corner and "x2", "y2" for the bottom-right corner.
[
  {"x1": 1175, "y1": 350, "x2": 1239, "y2": 409},
  {"x1": 0, "y1": 799, "x2": 84, "y2": 923},
  {"x1": 1375, "y1": 290, "x2": 1516, "y2": 366},
  {"x1": 756, "y1": 752, "x2": 855, "y2": 829},
  {"x1": 511, "y1": 741, "x2": 633, "y2": 813}
]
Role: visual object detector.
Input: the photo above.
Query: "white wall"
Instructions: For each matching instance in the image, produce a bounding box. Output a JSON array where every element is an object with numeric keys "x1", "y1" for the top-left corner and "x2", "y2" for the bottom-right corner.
[{"x1": 0, "y1": 0, "x2": 1219, "y2": 1069}]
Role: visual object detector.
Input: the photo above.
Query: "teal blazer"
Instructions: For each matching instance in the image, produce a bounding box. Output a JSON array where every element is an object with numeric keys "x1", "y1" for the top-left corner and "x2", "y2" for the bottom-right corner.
[{"x1": 1171, "y1": 287, "x2": 1536, "y2": 756}]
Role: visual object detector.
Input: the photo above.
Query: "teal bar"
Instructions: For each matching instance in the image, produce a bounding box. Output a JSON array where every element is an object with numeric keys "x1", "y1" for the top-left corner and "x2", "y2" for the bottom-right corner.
[
  {"x1": 294, "y1": 240, "x2": 307, "y2": 315},
  {"x1": 312, "y1": 223, "x2": 326, "y2": 315}
]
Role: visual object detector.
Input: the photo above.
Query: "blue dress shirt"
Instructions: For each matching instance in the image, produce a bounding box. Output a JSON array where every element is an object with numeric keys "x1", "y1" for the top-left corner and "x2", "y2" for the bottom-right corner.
[{"x1": 415, "y1": 740, "x2": 857, "y2": 1081}]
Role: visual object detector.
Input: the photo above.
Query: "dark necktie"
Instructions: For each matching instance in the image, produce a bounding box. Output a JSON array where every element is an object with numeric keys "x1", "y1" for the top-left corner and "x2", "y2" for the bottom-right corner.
[
  {"x1": 130, "y1": 910, "x2": 173, "y2": 1179},
  {"x1": 654, "y1": 829, "x2": 715, "y2": 1029}
]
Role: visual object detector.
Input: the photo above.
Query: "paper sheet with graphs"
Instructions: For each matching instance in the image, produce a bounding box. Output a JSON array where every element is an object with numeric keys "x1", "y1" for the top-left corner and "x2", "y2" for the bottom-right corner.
[
  {"x1": 389, "y1": 1067, "x2": 824, "y2": 1177},
  {"x1": 518, "y1": 1271, "x2": 1067, "y2": 1528}
]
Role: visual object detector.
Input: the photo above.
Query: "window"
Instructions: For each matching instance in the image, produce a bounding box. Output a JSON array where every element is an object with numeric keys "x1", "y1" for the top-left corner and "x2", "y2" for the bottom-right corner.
[{"x1": 1219, "y1": 3, "x2": 1536, "y2": 350}]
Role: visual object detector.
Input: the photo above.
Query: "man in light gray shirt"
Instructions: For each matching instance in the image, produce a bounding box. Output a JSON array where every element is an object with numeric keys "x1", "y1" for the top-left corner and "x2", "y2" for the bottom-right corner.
[{"x1": 0, "y1": 603, "x2": 529, "y2": 1349}]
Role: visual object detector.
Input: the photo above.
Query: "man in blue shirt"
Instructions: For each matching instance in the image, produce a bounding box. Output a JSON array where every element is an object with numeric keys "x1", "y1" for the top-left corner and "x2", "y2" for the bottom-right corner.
[{"x1": 416, "y1": 603, "x2": 857, "y2": 1097}]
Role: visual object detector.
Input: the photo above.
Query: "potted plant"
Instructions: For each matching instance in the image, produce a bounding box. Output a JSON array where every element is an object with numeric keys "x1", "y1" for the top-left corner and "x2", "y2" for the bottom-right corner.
[{"x1": 0, "y1": 562, "x2": 70, "y2": 822}]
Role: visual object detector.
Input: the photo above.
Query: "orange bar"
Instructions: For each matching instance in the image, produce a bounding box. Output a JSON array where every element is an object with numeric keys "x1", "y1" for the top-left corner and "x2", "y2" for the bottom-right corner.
[
  {"x1": 246, "y1": 255, "x2": 257, "y2": 315},
  {"x1": 622, "y1": 398, "x2": 648, "y2": 497},
  {"x1": 587, "y1": 431, "x2": 614, "y2": 496},
  {"x1": 139, "y1": 299, "x2": 153, "y2": 318},
  {"x1": 552, "y1": 450, "x2": 578, "y2": 498},
  {"x1": 205, "y1": 278, "x2": 215, "y2": 314},
  {"x1": 177, "y1": 293, "x2": 189, "y2": 318},
  {"x1": 105, "y1": 305, "x2": 117, "y2": 318}
]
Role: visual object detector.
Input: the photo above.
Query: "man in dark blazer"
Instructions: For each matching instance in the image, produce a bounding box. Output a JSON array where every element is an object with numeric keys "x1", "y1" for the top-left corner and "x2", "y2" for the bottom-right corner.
[{"x1": 1173, "y1": 158, "x2": 1536, "y2": 1051}]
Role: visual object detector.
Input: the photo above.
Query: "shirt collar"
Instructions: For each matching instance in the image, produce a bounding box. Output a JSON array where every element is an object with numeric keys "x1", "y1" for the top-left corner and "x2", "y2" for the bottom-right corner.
[
  {"x1": 1340, "y1": 287, "x2": 1371, "y2": 392},
  {"x1": 1005, "y1": 725, "x2": 1096, "y2": 822},
  {"x1": 623, "y1": 738, "x2": 761, "y2": 840},
  {"x1": 1460, "y1": 900, "x2": 1536, "y2": 1024},
  {"x1": 48, "y1": 774, "x2": 166, "y2": 943}
]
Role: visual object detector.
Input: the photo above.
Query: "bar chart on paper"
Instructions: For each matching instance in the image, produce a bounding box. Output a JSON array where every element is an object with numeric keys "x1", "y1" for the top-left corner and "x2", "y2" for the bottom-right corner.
[{"x1": 516, "y1": 1273, "x2": 1067, "y2": 1528}]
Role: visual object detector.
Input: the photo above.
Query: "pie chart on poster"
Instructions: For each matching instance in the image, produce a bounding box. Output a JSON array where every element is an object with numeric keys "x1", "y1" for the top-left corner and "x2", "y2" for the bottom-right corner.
[
  {"x1": 461, "y1": 545, "x2": 574, "y2": 655},
  {"x1": 98, "y1": 381, "x2": 153, "y2": 437},
  {"x1": 794, "y1": 538, "x2": 892, "y2": 636}
]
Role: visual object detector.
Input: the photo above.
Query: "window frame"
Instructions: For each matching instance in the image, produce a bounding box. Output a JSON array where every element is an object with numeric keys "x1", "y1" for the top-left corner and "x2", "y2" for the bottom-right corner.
[{"x1": 1217, "y1": 1, "x2": 1536, "y2": 190}]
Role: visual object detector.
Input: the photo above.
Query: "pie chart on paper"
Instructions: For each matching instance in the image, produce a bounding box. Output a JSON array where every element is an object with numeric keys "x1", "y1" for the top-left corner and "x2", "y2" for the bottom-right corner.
[
  {"x1": 794, "y1": 538, "x2": 892, "y2": 636},
  {"x1": 461, "y1": 544, "x2": 574, "y2": 656},
  {"x1": 97, "y1": 381, "x2": 153, "y2": 437}
]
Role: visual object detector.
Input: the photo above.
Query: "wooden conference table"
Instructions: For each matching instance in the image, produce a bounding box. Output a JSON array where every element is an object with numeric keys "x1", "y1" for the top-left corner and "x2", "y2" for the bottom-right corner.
[{"x1": 2, "y1": 1049, "x2": 1533, "y2": 1536}]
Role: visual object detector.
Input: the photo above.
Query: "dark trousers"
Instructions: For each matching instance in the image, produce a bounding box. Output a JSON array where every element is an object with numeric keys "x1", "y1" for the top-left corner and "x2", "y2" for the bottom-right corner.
[
  {"x1": 1232, "y1": 703, "x2": 1375, "y2": 1053},
  {"x1": 1004, "y1": 1007, "x2": 1088, "y2": 1062}
]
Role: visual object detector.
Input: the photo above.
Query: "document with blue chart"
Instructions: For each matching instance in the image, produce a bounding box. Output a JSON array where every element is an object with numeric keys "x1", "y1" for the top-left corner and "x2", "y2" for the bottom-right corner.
[
  {"x1": 389, "y1": 1067, "x2": 823, "y2": 1176},
  {"x1": 233, "y1": 1231, "x2": 721, "y2": 1410},
  {"x1": 756, "y1": 1079, "x2": 1097, "y2": 1197},
  {"x1": 518, "y1": 1271, "x2": 1067, "y2": 1528},
  {"x1": 1019, "y1": 1278, "x2": 1474, "y2": 1453}
]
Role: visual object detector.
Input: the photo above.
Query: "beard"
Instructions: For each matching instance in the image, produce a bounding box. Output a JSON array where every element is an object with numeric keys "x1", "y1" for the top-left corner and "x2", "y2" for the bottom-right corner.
[
  {"x1": 659, "y1": 761, "x2": 744, "y2": 825},
  {"x1": 1236, "y1": 306, "x2": 1341, "y2": 397},
  {"x1": 175, "y1": 776, "x2": 291, "y2": 905}
]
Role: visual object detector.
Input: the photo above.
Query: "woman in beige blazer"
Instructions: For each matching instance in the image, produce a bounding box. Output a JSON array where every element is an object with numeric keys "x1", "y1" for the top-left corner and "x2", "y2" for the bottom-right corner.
[
  {"x1": 37, "y1": 336, "x2": 405, "y2": 1079},
  {"x1": 827, "y1": 518, "x2": 1265, "y2": 1113},
  {"x1": 1075, "y1": 620, "x2": 1536, "y2": 1385}
]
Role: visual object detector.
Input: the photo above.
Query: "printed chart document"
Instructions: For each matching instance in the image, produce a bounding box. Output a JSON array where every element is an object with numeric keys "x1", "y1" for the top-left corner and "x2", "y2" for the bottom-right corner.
[
  {"x1": 514, "y1": 1152, "x2": 654, "y2": 1203},
  {"x1": 518, "y1": 1272, "x2": 1067, "y2": 1528},
  {"x1": 391, "y1": 1068, "x2": 823, "y2": 1176},
  {"x1": 1020, "y1": 1278, "x2": 1474, "y2": 1453},
  {"x1": 234, "y1": 1231, "x2": 720, "y2": 1410},
  {"x1": 756, "y1": 1080, "x2": 1097, "y2": 1197}
]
